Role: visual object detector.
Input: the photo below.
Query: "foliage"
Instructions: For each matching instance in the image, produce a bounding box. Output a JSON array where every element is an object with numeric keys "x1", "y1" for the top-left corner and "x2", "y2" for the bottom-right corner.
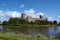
[
  {"x1": 55, "y1": 33, "x2": 60, "y2": 40},
  {"x1": 53, "y1": 20, "x2": 57, "y2": 25},
  {"x1": 0, "y1": 32, "x2": 58, "y2": 40},
  {"x1": 34, "y1": 20, "x2": 54, "y2": 25},
  {"x1": 3, "y1": 18, "x2": 28, "y2": 26},
  {"x1": 3, "y1": 21, "x2": 8, "y2": 25},
  {"x1": 2, "y1": 18, "x2": 59, "y2": 26}
]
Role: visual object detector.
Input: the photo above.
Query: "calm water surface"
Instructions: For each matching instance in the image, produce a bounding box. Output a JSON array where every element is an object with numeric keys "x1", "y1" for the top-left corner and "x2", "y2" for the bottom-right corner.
[{"x1": 0, "y1": 26, "x2": 60, "y2": 37}]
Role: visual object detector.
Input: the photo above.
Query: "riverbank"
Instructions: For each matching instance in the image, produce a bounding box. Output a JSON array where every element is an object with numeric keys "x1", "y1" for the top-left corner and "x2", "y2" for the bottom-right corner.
[
  {"x1": 3, "y1": 24, "x2": 57, "y2": 28},
  {"x1": 0, "y1": 32, "x2": 58, "y2": 40}
]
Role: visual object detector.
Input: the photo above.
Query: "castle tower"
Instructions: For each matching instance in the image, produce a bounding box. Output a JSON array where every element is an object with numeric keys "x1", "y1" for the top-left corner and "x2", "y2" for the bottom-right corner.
[
  {"x1": 27, "y1": 16, "x2": 32, "y2": 22},
  {"x1": 21, "y1": 13, "x2": 26, "y2": 19},
  {"x1": 39, "y1": 15, "x2": 43, "y2": 19}
]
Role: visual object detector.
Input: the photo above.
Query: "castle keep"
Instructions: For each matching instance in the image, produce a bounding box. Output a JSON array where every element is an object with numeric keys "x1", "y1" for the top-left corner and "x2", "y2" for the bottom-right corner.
[{"x1": 21, "y1": 13, "x2": 47, "y2": 22}]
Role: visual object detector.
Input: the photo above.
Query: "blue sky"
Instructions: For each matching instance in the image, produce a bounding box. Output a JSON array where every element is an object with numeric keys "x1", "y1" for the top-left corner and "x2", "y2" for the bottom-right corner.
[{"x1": 0, "y1": 0, "x2": 60, "y2": 22}]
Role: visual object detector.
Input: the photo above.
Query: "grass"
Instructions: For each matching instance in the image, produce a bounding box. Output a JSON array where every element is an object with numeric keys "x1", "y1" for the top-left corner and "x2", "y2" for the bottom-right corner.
[
  {"x1": 3, "y1": 24, "x2": 54, "y2": 28},
  {"x1": 0, "y1": 32, "x2": 58, "y2": 40}
]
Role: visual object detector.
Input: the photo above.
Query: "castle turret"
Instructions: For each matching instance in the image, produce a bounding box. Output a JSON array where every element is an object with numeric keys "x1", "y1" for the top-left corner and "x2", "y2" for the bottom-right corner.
[
  {"x1": 39, "y1": 15, "x2": 43, "y2": 19},
  {"x1": 21, "y1": 13, "x2": 26, "y2": 19}
]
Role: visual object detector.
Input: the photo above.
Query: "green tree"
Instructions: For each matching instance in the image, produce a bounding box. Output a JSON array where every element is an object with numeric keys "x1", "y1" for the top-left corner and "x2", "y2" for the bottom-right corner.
[
  {"x1": 3, "y1": 21, "x2": 8, "y2": 25},
  {"x1": 53, "y1": 20, "x2": 57, "y2": 25},
  {"x1": 34, "y1": 20, "x2": 41, "y2": 25},
  {"x1": 19, "y1": 19, "x2": 28, "y2": 24}
]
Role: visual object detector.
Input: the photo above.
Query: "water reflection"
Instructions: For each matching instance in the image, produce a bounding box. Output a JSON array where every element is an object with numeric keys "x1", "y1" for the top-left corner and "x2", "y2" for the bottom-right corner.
[{"x1": 0, "y1": 26, "x2": 60, "y2": 36}]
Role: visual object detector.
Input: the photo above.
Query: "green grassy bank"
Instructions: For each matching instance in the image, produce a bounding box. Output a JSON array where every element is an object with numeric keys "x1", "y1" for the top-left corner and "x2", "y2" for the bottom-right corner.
[
  {"x1": 3, "y1": 24, "x2": 57, "y2": 29},
  {"x1": 0, "y1": 32, "x2": 59, "y2": 40}
]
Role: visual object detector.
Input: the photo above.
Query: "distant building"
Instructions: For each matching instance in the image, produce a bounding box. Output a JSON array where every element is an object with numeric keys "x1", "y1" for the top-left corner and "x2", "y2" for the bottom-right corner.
[{"x1": 21, "y1": 13, "x2": 47, "y2": 22}]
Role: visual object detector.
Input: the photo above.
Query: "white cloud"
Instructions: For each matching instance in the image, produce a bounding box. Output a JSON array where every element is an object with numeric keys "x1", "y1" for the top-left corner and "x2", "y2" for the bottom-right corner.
[
  {"x1": 48, "y1": 17, "x2": 52, "y2": 21},
  {"x1": 20, "y1": 4, "x2": 24, "y2": 8},
  {"x1": 38, "y1": 12, "x2": 44, "y2": 16},
  {"x1": 24, "y1": 9, "x2": 35, "y2": 14},
  {"x1": 0, "y1": 9, "x2": 45, "y2": 19},
  {"x1": 5, "y1": 10, "x2": 21, "y2": 18},
  {"x1": 24, "y1": 8, "x2": 35, "y2": 17},
  {"x1": 24, "y1": 8, "x2": 45, "y2": 18},
  {"x1": 0, "y1": 10, "x2": 22, "y2": 21},
  {"x1": 0, "y1": 10, "x2": 4, "y2": 16},
  {"x1": 0, "y1": 9, "x2": 46, "y2": 21}
]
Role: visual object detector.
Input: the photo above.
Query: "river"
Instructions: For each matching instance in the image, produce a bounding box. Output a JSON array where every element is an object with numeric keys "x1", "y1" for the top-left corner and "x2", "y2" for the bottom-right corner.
[{"x1": 0, "y1": 26, "x2": 60, "y2": 37}]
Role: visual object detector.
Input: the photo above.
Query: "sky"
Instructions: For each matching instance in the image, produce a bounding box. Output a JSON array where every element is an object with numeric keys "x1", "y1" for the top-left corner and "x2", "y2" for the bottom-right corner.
[{"x1": 0, "y1": 0, "x2": 60, "y2": 22}]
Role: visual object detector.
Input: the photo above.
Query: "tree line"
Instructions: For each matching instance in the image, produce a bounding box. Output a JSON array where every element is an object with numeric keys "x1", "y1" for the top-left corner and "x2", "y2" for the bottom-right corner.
[{"x1": 2, "y1": 18, "x2": 60, "y2": 26}]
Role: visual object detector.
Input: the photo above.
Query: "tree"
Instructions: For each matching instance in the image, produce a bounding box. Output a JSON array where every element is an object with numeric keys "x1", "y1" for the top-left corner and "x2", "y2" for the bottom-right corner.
[
  {"x1": 34, "y1": 20, "x2": 41, "y2": 25},
  {"x1": 53, "y1": 20, "x2": 57, "y2": 25},
  {"x1": 19, "y1": 19, "x2": 28, "y2": 24},
  {"x1": 49, "y1": 21, "x2": 53, "y2": 25},
  {"x1": 3, "y1": 21, "x2": 8, "y2": 25}
]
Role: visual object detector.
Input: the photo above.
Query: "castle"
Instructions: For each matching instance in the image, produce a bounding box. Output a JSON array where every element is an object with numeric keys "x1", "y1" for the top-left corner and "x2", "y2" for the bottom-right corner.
[{"x1": 21, "y1": 13, "x2": 47, "y2": 22}]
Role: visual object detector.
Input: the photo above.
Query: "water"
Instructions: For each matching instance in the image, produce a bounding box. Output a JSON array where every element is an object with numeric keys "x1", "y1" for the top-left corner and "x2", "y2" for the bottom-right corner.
[{"x1": 0, "y1": 26, "x2": 60, "y2": 37}]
